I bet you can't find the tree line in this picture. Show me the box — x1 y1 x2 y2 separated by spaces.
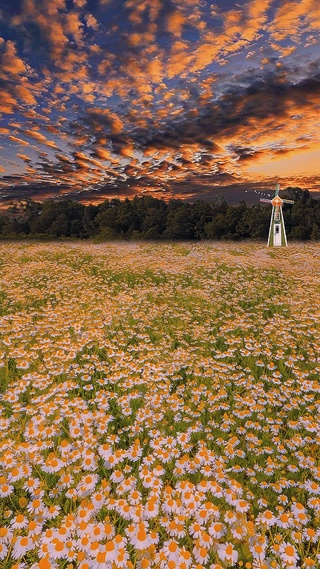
0 187 319 241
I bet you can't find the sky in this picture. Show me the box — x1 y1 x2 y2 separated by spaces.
0 0 319 205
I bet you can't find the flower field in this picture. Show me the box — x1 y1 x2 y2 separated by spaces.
0 241 319 569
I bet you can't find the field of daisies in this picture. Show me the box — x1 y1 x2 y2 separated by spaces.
0 241 319 569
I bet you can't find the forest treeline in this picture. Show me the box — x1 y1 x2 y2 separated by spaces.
0 187 319 241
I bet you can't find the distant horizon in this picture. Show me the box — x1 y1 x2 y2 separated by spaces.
1 184 319 211
1 0 319 203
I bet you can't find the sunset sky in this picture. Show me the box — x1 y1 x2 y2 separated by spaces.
0 0 319 204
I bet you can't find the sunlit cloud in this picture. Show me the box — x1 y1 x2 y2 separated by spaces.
0 0 319 202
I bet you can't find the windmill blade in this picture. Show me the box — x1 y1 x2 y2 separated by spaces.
260 198 271 203
282 199 295 204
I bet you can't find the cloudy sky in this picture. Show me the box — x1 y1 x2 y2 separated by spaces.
0 0 319 204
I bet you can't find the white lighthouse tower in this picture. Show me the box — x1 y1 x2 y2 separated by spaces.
260 184 294 247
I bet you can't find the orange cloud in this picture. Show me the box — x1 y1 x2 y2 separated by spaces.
167 11 186 38
17 153 32 161
118 143 135 159
0 40 27 76
94 147 117 163
85 13 99 30
64 11 84 44
1 0 319 202
269 0 320 41
15 85 37 106
0 91 18 115
8 136 30 146
22 129 58 149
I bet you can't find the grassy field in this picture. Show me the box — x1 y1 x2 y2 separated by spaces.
0 241 319 569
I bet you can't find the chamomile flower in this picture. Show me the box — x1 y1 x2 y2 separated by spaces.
11 514 28 529
27 519 43 537
303 527 320 543
235 499 250 513
217 542 238 564
12 536 35 559
277 511 294 529
46 505 61 519
279 542 299 567
305 480 320 494
0 542 8 560
209 522 226 539
0 481 14 497
162 540 182 562
193 545 210 564
129 524 154 550
189 522 203 538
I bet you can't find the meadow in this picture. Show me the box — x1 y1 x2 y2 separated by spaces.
0 241 319 569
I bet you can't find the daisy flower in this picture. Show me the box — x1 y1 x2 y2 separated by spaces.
189 522 203 539
162 497 181 515
250 535 267 562
166 519 186 539
103 522 115 539
90 541 118 568
12 536 35 559
77 474 99 496
197 531 212 549
0 543 8 560
82 450 97 471
77 561 92 569
27 519 43 537
110 469 124 484
217 542 238 564
88 522 105 541
113 545 130 568
144 497 159 520
279 542 299 567
91 492 105 510
305 480 320 494
303 527 320 543
235 499 250 513
161 540 183 563
65 488 77 499
46 539 68 560
128 489 142 505
58 473 74 488
77 535 91 552
257 510 276 528
209 522 226 539
294 511 309 526
0 525 14 545
42 456 64 473
128 524 154 550
0 481 14 497
98 443 113 461
230 524 247 539
46 505 61 520
58 440 73 456
76 506 94 524
193 545 209 565
8 466 24 482
277 512 294 529
27 498 45 515
224 509 237 525
209 482 223 497
11 514 28 530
